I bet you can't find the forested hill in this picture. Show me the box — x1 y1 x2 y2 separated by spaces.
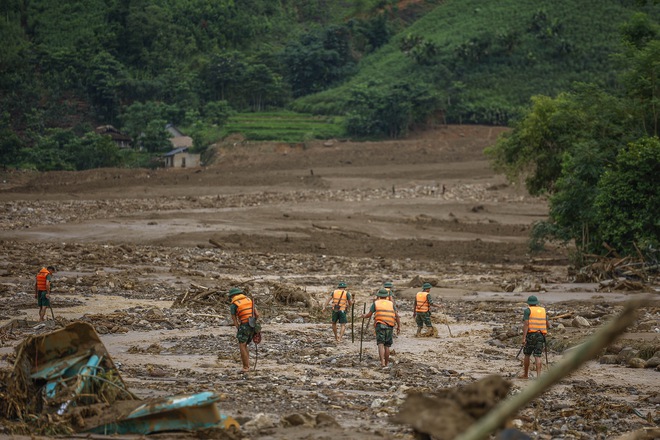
1 0 659 170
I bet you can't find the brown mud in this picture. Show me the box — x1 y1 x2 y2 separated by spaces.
0 125 658 439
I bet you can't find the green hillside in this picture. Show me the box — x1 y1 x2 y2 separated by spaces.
1 0 658 170
294 0 660 125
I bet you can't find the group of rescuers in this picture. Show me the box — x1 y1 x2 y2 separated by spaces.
36 267 549 376
227 279 549 376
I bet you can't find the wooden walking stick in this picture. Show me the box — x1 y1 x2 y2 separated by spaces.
48 288 55 320
351 300 356 343
359 303 366 362
443 317 453 337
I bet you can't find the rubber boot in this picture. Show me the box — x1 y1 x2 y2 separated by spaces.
416 327 422 337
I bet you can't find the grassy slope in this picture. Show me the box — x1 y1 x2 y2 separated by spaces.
292 0 660 122
222 112 345 142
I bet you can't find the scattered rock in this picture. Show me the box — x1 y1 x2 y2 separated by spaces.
644 356 660 368
599 355 619 365
572 316 591 328
243 413 280 432
627 358 646 368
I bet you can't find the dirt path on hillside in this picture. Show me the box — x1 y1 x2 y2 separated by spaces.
0 125 658 440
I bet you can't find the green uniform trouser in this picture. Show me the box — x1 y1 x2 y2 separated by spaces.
37 291 50 307
376 323 394 347
523 332 545 357
331 309 348 324
236 322 255 344
416 311 432 328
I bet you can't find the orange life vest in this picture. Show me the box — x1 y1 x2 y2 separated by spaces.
528 306 547 334
332 289 348 311
36 267 51 291
415 291 430 313
231 294 254 324
374 299 396 327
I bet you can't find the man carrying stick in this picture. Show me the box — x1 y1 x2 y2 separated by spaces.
227 287 260 372
361 289 401 368
323 281 353 343
414 282 441 337
520 295 550 379
35 266 56 321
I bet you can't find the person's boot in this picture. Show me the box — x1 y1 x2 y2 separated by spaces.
415 327 422 337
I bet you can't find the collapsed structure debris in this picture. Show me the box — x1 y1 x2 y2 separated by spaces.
0 322 239 436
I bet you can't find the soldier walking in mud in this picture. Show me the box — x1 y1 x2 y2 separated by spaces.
372 281 397 337
361 289 401 367
35 266 56 321
376 281 397 306
323 281 353 342
228 287 260 372
520 295 549 379
414 282 442 336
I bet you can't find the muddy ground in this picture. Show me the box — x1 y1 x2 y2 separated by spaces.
0 125 658 439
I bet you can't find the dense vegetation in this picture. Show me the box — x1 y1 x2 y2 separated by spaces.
3 0 660 170
295 0 660 127
1 0 658 259
1 0 410 170
486 13 660 261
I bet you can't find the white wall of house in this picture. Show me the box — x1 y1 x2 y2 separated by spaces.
166 152 201 168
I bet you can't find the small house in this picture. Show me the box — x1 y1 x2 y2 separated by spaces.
166 124 193 150
163 147 201 168
95 125 132 149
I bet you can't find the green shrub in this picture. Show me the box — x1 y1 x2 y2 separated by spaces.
594 137 660 257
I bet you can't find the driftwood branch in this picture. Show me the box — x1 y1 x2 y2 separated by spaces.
549 313 572 320
209 239 223 249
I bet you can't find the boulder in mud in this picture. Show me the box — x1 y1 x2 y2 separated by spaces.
393 375 511 438
644 356 660 368
572 316 590 328
627 357 646 368
599 355 619 365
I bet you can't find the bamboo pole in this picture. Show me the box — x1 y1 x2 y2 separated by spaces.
359 303 366 362
454 296 648 440
351 300 355 343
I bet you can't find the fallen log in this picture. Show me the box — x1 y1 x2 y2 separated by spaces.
550 313 572 320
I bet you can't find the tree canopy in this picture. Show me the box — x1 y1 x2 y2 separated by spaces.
486 15 660 259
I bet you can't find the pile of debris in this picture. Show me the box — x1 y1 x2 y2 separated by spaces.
0 322 239 437
171 282 229 311
576 246 659 288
